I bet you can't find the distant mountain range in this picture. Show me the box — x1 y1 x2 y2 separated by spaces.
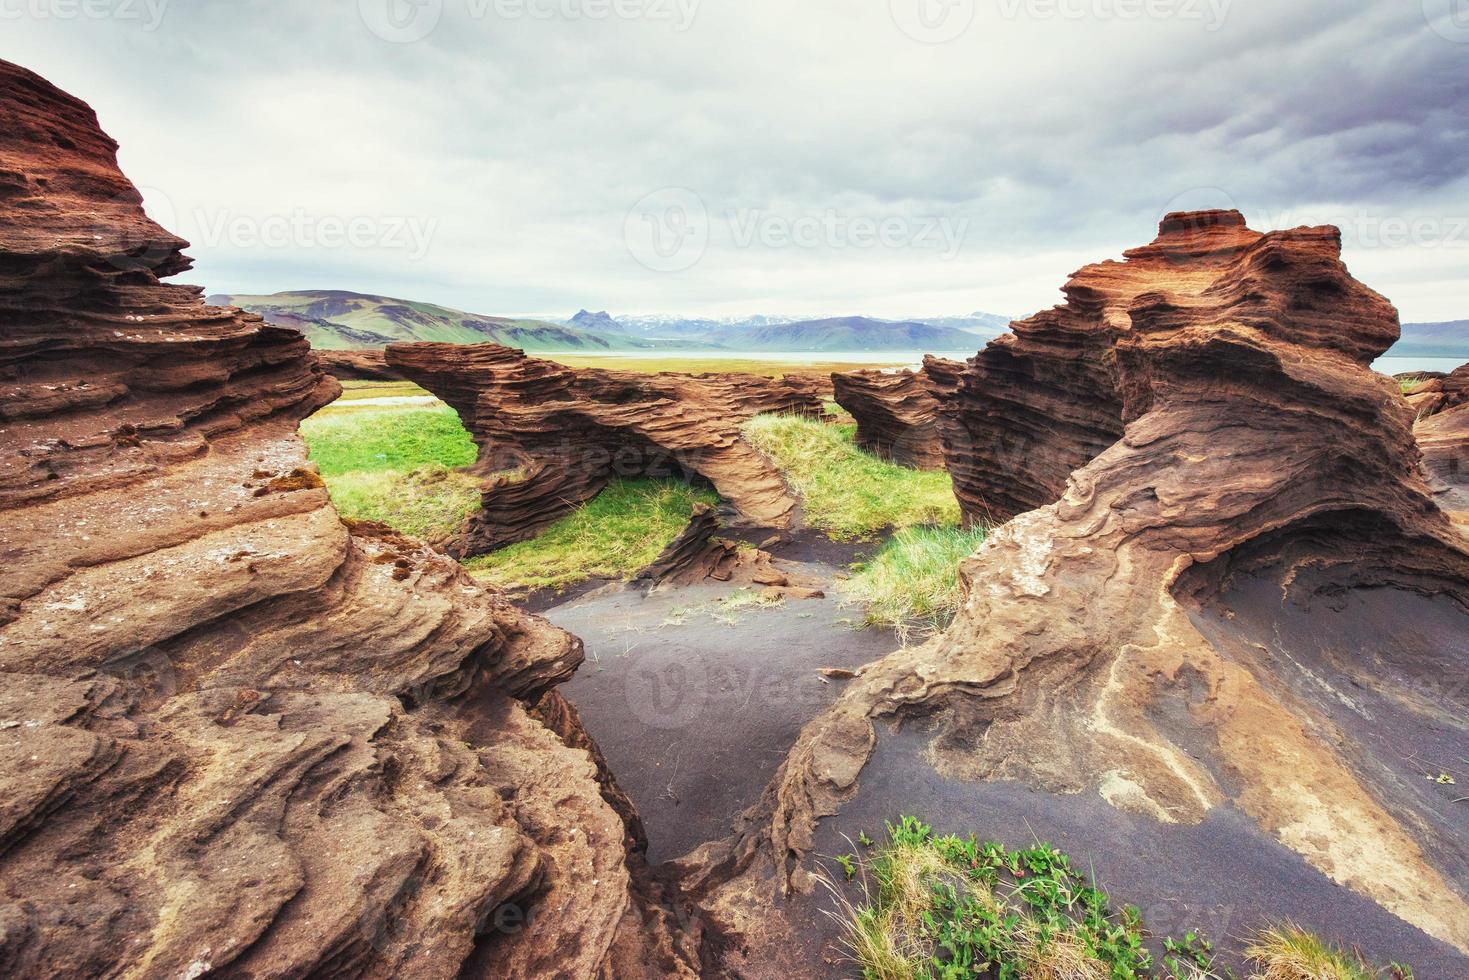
1392 321 1469 360
559 310 1008 351
209 291 656 352
213 290 1013 353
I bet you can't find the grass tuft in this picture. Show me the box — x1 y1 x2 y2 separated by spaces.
319 465 483 542
840 526 989 641
462 479 718 592
741 415 961 540
1245 924 1413 980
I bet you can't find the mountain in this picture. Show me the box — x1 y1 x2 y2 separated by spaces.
731 316 981 352
581 312 1008 350
209 290 655 352
1392 321 1469 359
569 309 629 334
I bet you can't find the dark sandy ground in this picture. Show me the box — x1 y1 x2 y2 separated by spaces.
543 553 900 865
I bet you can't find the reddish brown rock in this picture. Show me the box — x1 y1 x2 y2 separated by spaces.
831 364 954 470
316 347 406 382
386 342 824 555
0 59 693 979
684 212 1469 971
1401 364 1469 419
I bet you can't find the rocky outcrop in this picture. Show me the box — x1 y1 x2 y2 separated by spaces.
940 216 1270 523
387 343 824 555
1401 364 1469 419
685 212 1469 970
0 59 693 979
831 365 952 470
317 348 406 382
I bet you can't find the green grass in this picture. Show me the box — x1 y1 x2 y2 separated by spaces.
301 405 482 542
321 465 483 541
1245 924 1414 980
741 415 961 540
840 526 989 640
834 816 1225 980
335 380 432 401
301 405 477 477
462 479 718 592
834 818 1414 980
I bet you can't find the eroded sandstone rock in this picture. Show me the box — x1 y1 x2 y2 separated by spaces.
685 211 1469 970
0 59 693 979
830 364 954 470
316 348 406 382
386 342 824 555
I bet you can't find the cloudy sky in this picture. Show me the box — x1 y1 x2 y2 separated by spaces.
6 0 1467 321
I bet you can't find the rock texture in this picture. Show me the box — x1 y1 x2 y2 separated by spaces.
316 348 406 382
1402 364 1469 419
0 59 694 979
684 211 1469 970
830 364 954 470
386 342 824 555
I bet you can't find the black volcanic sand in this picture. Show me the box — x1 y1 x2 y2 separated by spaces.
543 554 899 865
773 726 1469 978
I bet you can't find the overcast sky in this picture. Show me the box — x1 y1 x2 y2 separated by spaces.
6 0 1467 321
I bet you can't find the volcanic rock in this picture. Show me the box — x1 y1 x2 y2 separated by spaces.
0 59 693 979
316 347 406 382
684 212 1469 973
830 365 951 470
386 342 824 555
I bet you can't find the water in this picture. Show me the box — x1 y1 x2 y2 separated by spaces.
1373 356 1465 376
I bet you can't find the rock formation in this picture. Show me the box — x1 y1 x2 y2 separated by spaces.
830 362 958 470
316 348 406 382
1402 364 1469 419
683 212 1469 973
386 342 824 555
0 59 694 979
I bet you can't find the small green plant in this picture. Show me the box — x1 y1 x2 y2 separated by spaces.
829 818 1411 980
836 854 858 880
859 830 876 848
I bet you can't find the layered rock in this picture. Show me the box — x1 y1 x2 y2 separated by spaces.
316 348 406 382
831 363 957 470
387 342 824 555
0 59 693 979
1401 364 1469 419
684 212 1469 970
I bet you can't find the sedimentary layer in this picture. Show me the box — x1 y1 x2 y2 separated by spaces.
830 364 955 470
684 211 1469 970
0 59 693 979
387 342 824 555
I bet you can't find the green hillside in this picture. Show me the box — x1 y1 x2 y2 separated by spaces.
209 290 655 352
